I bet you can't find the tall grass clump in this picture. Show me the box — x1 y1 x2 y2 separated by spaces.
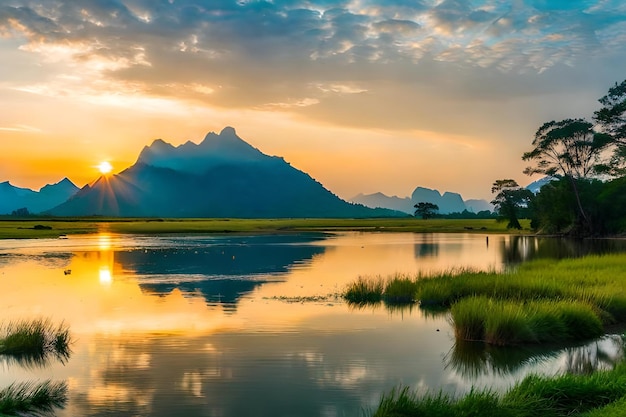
0 319 71 365
450 297 488 342
343 277 384 304
0 380 68 416
343 275 420 305
451 297 604 346
383 275 419 304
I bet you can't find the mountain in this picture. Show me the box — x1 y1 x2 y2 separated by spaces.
49 127 402 218
526 176 556 194
351 186 493 215
137 127 266 173
350 192 413 213
465 199 494 213
0 178 79 215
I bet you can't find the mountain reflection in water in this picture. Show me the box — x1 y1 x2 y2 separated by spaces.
116 234 327 306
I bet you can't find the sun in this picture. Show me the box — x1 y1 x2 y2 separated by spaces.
98 161 113 175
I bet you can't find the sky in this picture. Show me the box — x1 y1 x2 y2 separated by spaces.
1 0 626 201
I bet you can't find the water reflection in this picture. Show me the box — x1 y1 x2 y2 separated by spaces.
414 234 440 258
445 334 626 380
499 236 626 264
117 234 326 306
1 232 626 416
0 342 71 371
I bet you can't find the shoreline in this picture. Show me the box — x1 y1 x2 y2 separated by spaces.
0 218 534 239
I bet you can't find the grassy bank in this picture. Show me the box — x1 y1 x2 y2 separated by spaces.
343 254 626 346
372 359 626 416
0 217 531 239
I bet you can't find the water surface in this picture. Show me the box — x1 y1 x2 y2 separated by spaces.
1 232 625 416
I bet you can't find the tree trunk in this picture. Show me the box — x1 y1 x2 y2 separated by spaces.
567 174 591 235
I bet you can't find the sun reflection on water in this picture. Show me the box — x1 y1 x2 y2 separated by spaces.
98 267 112 286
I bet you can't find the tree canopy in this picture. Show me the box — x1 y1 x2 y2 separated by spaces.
515 79 626 236
522 119 611 179
414 202 439 219
594 80 626 175
490 180 533 230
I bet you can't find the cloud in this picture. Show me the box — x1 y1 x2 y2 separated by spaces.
1 0 626 134
0 124 42 133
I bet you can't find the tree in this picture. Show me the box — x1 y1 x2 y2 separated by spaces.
11 207 30 217
522 118 611 232
490 179 533 230
594 79 626 175
414 202 439 219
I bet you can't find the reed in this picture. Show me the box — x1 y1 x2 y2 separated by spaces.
345 253 626 344
0 380 68 416
0 319 71 364
372 386 506 417
383 275 419 304
372 360 626 417
343 276 384 304
451 297 603 346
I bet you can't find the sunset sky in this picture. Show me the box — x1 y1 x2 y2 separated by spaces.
1 0 626 201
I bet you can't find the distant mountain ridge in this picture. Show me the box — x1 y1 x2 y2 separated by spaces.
50 127 403 218
137 127 267 174
0 178 79 215
350 187 493 215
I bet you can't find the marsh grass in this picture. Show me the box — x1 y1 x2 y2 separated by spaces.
345 253 626 345
372 360 626 417
343 277 384 304
451 297 603 346
343 274 421 306
383 275 419 304
0 319 71 367
372 386 505 417
0 380 68 416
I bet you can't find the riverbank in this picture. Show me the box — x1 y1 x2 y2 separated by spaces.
0 218 532 239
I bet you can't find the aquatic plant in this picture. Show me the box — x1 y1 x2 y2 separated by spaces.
345 253 626 345
343 276 384 304
0 380 68 416
451 297 603 346
372 386 504 417
372 360 626 417
383 275 418 304
0 319 71 367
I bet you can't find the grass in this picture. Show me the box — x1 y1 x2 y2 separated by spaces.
371 359 626 417
343 254 626 345
0 319 71 367
0 217 531 239
343 274 421 305
343 277 385 304
451 297 603 346
0 320 71 415
0 380 68 416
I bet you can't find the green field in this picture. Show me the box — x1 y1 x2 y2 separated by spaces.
0 217 531 239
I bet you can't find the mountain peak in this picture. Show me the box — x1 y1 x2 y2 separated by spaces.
137 127 269 174
220 126 236 136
